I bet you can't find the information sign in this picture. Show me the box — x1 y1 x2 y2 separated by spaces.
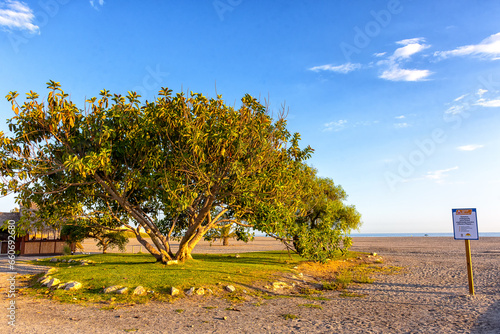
452 208 478 240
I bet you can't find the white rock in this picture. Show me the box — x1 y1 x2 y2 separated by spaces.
40 276 52 284
185 287 195 296
116 287 128 294
133 286 146 295
104 285 122 294
170 287 180 296
46 278 61 288
166 260 178 266
225 285 236 293
64 282 82 291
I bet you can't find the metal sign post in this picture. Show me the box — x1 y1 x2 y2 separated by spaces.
452 208 478 296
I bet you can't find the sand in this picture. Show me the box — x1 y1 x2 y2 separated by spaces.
1 236 499 333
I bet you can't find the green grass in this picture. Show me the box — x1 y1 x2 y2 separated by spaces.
24 251 304 304
22 250 387 306
281 313 299 320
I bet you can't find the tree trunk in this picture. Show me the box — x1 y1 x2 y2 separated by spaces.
223 237 229 246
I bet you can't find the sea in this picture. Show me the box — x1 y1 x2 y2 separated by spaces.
350 232 500 237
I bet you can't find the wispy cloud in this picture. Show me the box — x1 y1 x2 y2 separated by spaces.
323 120 347 132
395 115 405 119
457 145 484 151
475 98 500 107
394 122 410 128
309 62 361 74
90 0 105 10
446 87 500 115
380 66 432 82
435 32 500 60
424 166 458 184
454 94 468 102
0 0 39 34
378 38 433 82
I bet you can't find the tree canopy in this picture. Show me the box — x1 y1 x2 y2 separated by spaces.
0 81 360 263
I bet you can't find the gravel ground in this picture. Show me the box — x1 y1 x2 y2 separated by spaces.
1 237 499 333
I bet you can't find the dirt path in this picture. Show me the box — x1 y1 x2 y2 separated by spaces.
1 237 499 333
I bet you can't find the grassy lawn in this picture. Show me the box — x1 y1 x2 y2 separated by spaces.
21 250 388 306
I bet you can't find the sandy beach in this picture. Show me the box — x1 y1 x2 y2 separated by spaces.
1 236 499 333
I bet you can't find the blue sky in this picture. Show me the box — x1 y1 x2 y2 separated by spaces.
1 0 499 233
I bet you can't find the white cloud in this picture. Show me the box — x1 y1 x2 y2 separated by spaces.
393 42 430 60
435 32 500 60
395 115 405 119
393 122 409 128
90 0 105 10
380 65 432 82
477 89 488 97
457 145 484 151
475 98 500 107
309 62 361 74
323 120 347 132
396 37 426 45
445 104 465 115
424 166 458 184
454 94 468 102
0 0 39 33
374 52 386 57
378 38 432 82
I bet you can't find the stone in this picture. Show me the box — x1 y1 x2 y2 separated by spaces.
235 254 240 258
133 286 146 296
64 282 82 291
371 252 377 256
195 288 205 295
50 258 58 262
61 259 67 263
46 278 61 288
225 285 236 293
40 276 52 284
166 260 178 266
116 287 128 294
185 287 195 296
104 285 122 294
170 287 180 296
68 259 74 263
81 262 89 266
206 288 213 294
57 283 67 289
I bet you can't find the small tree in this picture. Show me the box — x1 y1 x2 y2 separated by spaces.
204 223 254 246
61 223 129 254
266 166 362 262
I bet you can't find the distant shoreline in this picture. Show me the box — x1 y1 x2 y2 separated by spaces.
350 232 500 237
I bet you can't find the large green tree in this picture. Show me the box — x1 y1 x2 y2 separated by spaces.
0 81 312 262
